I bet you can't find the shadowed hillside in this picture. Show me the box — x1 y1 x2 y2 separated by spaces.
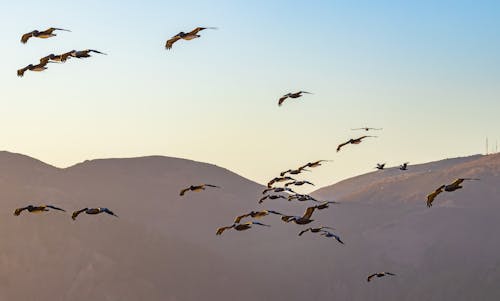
1 151 500 300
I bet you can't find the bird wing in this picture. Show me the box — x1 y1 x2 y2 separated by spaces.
188 27 206 35
71 208 87 220
280 170 291 177
17 65 30 77
46 205 66 212
50 27 71 32
203 184 220 188
88 49 107 55
451 178 465 186
179 187 191 196
278 95 289 106
284 181 295 187
102 208 118 217
298 228 311 236
336 140 350 152
302 206 316 219
13 206 29 216
216 225 233 235
39 55 53 64
165 35 181 49
367 274 377 282
385 272 396 276
258 195 268 203
234 213 252 223
21 31 35 44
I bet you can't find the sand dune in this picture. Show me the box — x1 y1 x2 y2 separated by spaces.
1 151 499 300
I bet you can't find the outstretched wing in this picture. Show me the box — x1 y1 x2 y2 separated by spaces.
13 206 28 216
203 184 220 188
71 208 87 220
46 205 66 212
302 206 316 219
258 195 269 204
278 95 289 106
102 208 118 217
298 228 311 236
216 225 233 235
165 35 181 49
234 213 252 223
179 187 190 196
17 65 30 77
336 140 350 152
189 26 217 35
21 31 35 44
367 274 377 282
88 49 107 55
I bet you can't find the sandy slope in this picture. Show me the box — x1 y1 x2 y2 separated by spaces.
0 151 499 300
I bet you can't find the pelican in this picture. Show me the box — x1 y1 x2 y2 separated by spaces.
258 194 287 204
444 178 480 192
376 163 386 170
300 160 332 169
284 180 314 187
216 221 269 235
426 184 446 207
165 27 217 50
319 230 345 244
399 162 409 170
281 204 330 225
21 27 70 44
278 91 312 106
287 193 318 202
262 187 296 195
367 272 396 282
69 49 107 58
71 207 118 220
233 210 283 223
17 60 52 77
336 136 376 152
179 184 220 196
40 51 74 63
280 167 309 177
351 127 382 132
267 176 295 188
14 204 65 216
298 226 335 236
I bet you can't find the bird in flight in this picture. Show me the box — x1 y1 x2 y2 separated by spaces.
17 60 52 77
426 184 446 207
69 49 107 59
375 163 386 170
284 180 315 187
71 207 118 220
298 226 335 236
216 221 269 235
267 176 295 188
336 136 376 152
14 205 65 216
367 272 396 282
39 51 74 63
21 27 70 44
165 27 217 50
351 127 382 132
258 194 287 204
179 184 220 196
262 187 296 195
399 162 409 170
278 91 312 106
233 210 283 223
281 203 331 225
280 167 310 177
319 230 345 244
287 193 321 202
444 178 479 192
299 160 332 169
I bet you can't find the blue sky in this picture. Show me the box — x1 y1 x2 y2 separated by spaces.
1 0 499 189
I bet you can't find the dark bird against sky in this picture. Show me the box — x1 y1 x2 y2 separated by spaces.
21 27 70 44
336 136 376 152
278 91 312 106
165 27 217 50
179 184 220 196
14 205 65 216
71 207 118 220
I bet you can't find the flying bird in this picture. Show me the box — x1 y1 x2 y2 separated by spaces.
180 184 220 196
376 163 386 170
14 205 65 216
21 27 70 44
298 226 335 236
444 178 480 192
281 204 331 225
426 185 446 207
267 176 295 188
367 272 396 282
351 127 382 131
262 187 296 195
17 61 52 77
39 51 74 63
300 160 332 169
280 167 309 177
399 162 409 170
319 230 345 244
336 136 376 152
216 221 269 235
71 207 118 220
233 210 283 223
165 27 217 50
258 194 287 204
284 180 314 187
69 49 107 58
278 91 312 106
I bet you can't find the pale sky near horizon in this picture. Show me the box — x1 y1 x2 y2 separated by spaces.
0 0 499 189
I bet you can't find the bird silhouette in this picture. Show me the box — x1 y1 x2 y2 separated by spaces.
258 194 287 204
165 27 217 49
233 210 283 223
267 176 295 188
216 221 269 235
278 91 312 106
426 184 446 207
262 187 296 195
71 207 118 220
280 167 310 177
399 162 409 170
17 60 53 77
444 178 480 192
367 272 396 282
298 226 335 236
69 49 107 58
281 203 331 225
336 136 376 152
299 160 332 169
14 205 65 216
351 127 382 131
21 27 70 44
284 180 314 187
179 184 220 196
376 163 386 170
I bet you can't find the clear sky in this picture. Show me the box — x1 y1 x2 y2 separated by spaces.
1 0 499 189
